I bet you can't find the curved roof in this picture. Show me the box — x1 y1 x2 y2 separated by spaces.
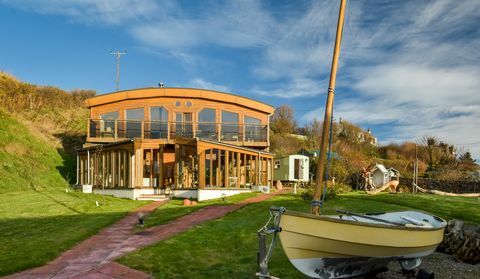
85 87 275 114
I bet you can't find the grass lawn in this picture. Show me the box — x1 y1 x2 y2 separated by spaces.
143 192 259 228
119 192 479 278
0 109 148 276
0 189 147 276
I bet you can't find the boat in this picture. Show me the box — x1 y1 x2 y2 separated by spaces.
277 209 446 278
256 0 447 278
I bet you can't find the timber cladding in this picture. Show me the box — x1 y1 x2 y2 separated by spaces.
86 87 274 123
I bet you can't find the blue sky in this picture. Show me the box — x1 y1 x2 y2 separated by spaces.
1 0 479 159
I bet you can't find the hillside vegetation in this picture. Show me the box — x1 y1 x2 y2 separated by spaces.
0 71 93 185
0 72 146 276
0 111 68 193
270 105 479 189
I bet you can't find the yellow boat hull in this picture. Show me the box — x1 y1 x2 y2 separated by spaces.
278 210 446 278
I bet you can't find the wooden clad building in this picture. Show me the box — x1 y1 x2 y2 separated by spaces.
76 88 275 201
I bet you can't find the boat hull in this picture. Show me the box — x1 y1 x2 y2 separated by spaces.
278 210 446 278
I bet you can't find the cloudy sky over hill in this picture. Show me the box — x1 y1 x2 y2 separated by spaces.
1 0 479 158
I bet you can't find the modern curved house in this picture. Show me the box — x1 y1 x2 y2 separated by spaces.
76 87 275 201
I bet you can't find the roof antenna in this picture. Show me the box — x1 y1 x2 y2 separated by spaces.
110 50 127 91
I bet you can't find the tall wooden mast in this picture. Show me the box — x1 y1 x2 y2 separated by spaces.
311 0 347 215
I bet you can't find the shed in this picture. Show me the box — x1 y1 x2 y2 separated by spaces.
369 164 400 188
370 164 389 188
273 155 309 183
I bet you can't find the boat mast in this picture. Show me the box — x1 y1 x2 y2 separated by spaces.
311 0 347 215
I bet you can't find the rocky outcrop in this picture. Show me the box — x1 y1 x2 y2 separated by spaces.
438 219 480 264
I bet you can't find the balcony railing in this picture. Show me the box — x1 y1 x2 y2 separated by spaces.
88 119 268 144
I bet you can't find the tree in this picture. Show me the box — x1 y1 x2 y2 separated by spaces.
458 152 478 171
270 105 296 135
305 118 322 149
421 136 457 171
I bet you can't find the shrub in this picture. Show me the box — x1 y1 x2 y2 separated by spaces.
300 182 352 202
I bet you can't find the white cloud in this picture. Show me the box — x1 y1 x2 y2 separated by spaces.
1 0 162 25
188 78 230 93
252 77 326 99
130 2 275 49
3 0 479 157
302 0 480 158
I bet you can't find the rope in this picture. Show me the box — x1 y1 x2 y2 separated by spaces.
321 95 335 207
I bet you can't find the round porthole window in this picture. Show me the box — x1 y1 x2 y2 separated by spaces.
185 101 192 107
174 101 181 107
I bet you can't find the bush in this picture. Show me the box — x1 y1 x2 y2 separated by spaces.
300 182 352 202
300 187 314 202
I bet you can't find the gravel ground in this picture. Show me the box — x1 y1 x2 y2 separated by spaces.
369 252 479 279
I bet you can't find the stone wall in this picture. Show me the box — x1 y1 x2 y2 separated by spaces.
400 177 480 193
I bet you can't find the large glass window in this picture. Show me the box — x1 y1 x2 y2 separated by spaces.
221 110 239 141
150 107 168 139
126 108 144 138
101 111 119 120
197 108 216 140
98 111 119 137
175 112 192 137
244 116 263 142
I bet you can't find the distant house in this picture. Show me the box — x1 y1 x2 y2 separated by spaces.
76 87 275 201
337 118 378 146
358 128 378 146
273 155 309 183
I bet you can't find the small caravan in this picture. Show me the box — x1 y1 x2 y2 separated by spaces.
273 155 309 183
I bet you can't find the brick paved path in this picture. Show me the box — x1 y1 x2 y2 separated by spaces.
7 192 279 279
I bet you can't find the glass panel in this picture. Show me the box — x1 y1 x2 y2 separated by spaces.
153 149 159 187
197 109 216 140
175 112 192 137
143 150 152 187
244 116 261 124
106 151 112 187
150 107 168 139
228 152 237 188
222 111 238 123
126 108 144 138
245 116 263 142
198 108 216 122
126 108 144 120
221 111 239 141
219 150 225 187
100 111 119 120
151 107 168 121
99 111 119 138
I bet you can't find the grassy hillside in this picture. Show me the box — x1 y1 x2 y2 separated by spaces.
0 74 149 276
0 110 67 192
0 110 149 276
0 71 92 181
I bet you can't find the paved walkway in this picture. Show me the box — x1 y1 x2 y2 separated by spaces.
7 192 279 279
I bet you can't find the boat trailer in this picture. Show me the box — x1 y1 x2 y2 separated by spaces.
256 207 283 279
